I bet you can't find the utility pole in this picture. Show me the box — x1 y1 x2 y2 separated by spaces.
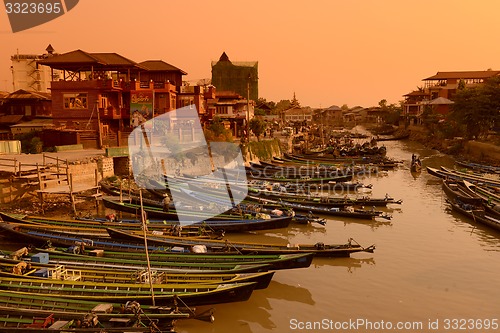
246 74 251 143
96 100 103 149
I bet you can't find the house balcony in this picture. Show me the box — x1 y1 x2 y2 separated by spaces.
51 79 177 93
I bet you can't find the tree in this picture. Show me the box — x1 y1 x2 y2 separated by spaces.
204 117 233 142
249 118 267 141
273 100 292 114
451 76 500 139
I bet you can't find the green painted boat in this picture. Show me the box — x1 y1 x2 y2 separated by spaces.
0 277 258 306
106 227 375 258
0 290 202 331
0 259 275 289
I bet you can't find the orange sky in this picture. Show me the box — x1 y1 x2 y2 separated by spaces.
1 0 500 108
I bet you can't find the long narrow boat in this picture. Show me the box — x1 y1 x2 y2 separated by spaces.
101 198 293 230
0 259 275 289
441 179 484 205
181 188 391 220
446 198 500 232
0 210 292 234
0 292 193 331
0 242 313 272
0 289 196 319
462 180 500 204
246 171 353 184
455 160 500 174
430 166 500 188
0 249 273 275
0 219 223 240
245 187 401 207
0 309 168 332
0 277 258 306
106 227 375 257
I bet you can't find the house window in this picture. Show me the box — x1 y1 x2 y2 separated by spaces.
100 94 108 109
217 106 228 114
64 93 88 109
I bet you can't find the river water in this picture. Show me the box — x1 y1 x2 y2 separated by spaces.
176 138 500 333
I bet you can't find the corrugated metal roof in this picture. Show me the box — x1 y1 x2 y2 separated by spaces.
0 115 23 124
4 89 51 100
10 119 54 127
423 71 500 80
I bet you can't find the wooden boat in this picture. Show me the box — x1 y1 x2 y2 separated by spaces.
441 179 484 205
0 241 314 271
410 156 422 173
0 259 275 289
0 308 169 332
0 291 199 331
180 188 391 221
2 210 292 234
0 224 282 274
322 181 373 191
106 227 375 258
246 187 401 207
0 276 258 306
250 196 391 220
455 160 500 174
446 198 500 232
0 216 223 240
101 197 291 228
462 180 500 204
246 172 353 184
437 166 500 188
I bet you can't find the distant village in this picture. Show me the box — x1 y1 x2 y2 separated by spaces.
0 44 499 153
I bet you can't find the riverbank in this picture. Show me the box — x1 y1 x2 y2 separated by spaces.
400 125 500 166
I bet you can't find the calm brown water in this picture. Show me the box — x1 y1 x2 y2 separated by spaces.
2 139 499 333
176 139 500 333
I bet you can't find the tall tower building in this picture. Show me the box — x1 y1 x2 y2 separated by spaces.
211 52 258 102
10 44 59 93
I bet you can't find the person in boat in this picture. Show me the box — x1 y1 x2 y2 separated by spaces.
9 247 29 260
163 195 171 212
12 261 31 275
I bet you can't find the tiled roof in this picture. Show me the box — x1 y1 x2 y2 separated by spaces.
211 61 258 67
139 60 187 74
325 105 341 111
404 90 429 96
423 71 500 80
38 49 144 70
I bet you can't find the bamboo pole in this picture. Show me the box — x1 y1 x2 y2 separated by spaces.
140 189 155 306
69 173 76 216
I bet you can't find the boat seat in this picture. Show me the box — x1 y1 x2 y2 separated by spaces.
49 320 72 329
25 314 54 328
92 303 114 313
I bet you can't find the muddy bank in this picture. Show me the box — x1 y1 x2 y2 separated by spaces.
406 126 500 166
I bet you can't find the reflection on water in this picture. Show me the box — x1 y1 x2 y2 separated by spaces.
6 131 500 333
312 257 376 273
445 205 500 251
264 280 315 305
